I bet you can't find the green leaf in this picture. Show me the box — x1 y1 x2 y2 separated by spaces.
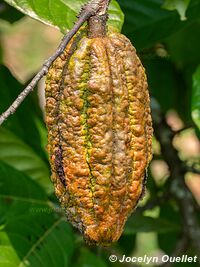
3 0 124 32
166 20 200 66
124 213 180 235
192 66 200 130
0 127 52 193
163 0 191 21
145 57 192 122
0 161 48 223
145 57 178 112
74 248 107 267
118 0 200 50
0 65 46 161
117 234 136 255
158 203 181 254
0 161 75 267
0 161 47 201
0 217 74 267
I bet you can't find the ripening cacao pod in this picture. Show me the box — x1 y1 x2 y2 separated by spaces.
45 15 153 245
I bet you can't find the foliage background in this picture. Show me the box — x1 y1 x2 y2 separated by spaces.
0 0 200 266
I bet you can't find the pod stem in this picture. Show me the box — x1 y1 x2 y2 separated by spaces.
88 14 108 38
88 0 110 38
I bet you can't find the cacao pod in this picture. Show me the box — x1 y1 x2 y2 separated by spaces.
45 18 153 245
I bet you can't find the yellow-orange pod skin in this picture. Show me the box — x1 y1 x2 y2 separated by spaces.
45 27 153 246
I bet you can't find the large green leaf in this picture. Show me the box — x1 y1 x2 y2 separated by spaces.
0 161 48 224
145 57 192 122
166 20 200 66
124 213 180 235
192 65 200 130
158 203 181 254
116 234 136 255
0 161 75 267
145 57 178 112
0 65 46 161
0 127 52 193
3 0 124 32
73 248 107 267
118 0 200 50
0 217 74 267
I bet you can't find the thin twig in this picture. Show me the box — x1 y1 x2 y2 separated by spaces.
173 123 194 136
138 192 171 213
186 166 200 175
0 0 110 126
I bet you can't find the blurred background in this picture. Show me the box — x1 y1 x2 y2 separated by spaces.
0 0 200 266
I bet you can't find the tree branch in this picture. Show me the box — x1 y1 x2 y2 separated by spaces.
138 192 171 212
152 99 200 261
172 124 194 136
0 0 110 126
186 166 200 175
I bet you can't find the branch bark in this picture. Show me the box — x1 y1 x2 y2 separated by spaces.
152 99 200 261
0 0 110 126
186 166 200 175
